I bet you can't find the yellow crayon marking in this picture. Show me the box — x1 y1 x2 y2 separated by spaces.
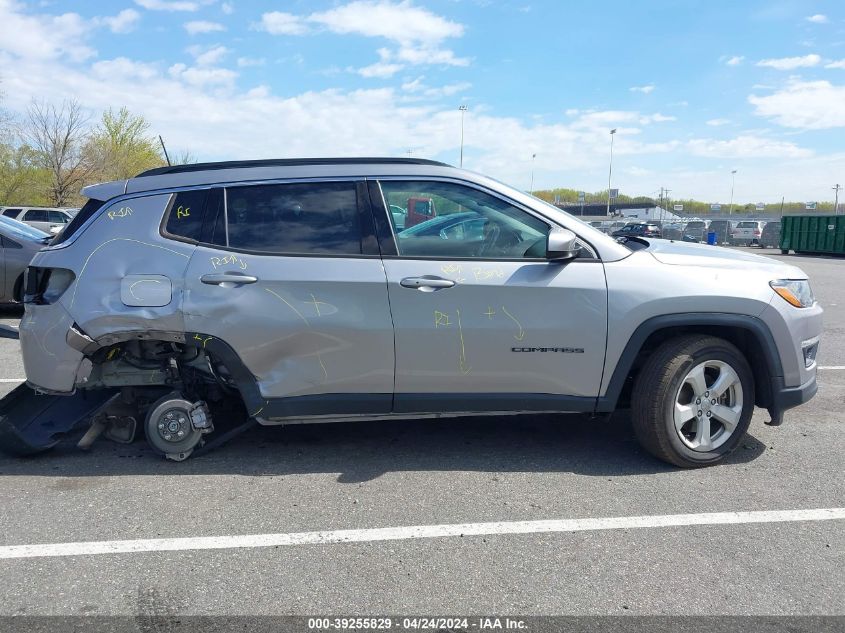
107 206 133 220
434 310 451 327
106 347 118 361
473 267 505 281
484 306 496 319
264 288 310 326
457 308 470 374
193 334 213 348
175 205 190 219
441 264 462 275
308 293 332 317
210 254 248 270
317 354 328 382
251 403 267 418
501 306 525 341
128 278 162 301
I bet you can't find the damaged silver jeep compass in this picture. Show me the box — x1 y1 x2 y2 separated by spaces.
0 158 822 466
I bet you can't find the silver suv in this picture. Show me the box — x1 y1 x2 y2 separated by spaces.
1 158 821 467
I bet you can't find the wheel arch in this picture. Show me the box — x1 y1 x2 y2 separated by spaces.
597 313 783 413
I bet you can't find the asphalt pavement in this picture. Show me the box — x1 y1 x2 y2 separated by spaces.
0 248 842 617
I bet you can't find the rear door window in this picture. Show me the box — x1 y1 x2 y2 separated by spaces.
2 208 21 218
47 210 68 223
214 181 363 255
24 209 48 222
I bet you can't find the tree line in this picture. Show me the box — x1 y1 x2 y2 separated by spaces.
0 96 192 208
532 187 839 216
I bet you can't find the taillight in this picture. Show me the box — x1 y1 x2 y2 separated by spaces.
753 230 761 235
24 267 75 305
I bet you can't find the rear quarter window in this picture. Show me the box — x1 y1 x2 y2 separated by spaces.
163 189 208 242
50 199 105 245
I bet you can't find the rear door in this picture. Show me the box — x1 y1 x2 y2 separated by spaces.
181 180 394 419
372 178 608 413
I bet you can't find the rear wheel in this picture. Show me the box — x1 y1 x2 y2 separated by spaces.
631 335 754 467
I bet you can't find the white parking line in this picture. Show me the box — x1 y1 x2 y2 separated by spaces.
0 508 842 560
818 366 845 370
0 379 23 383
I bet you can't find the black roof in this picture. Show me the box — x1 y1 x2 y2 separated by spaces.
136 157 452 178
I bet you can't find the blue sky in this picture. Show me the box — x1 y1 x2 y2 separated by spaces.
1 0 844 202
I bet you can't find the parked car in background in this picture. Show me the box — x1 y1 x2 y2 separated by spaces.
683 220 709 243
733 220 767 246
759 221 781 249
612 222 662 239
661 223 684 241
0 216 51 303
707 220 735 245
1 207 76 235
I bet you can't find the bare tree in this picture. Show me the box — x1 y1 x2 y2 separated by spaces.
23 99 94 206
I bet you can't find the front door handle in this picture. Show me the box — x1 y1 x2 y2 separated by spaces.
200 273 259 286
400 276 456 291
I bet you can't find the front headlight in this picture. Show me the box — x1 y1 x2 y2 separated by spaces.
770 279 815 308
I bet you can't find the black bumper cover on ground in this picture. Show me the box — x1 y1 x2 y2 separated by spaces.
0 384 118 456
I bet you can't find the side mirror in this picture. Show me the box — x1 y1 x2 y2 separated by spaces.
546 227 579 261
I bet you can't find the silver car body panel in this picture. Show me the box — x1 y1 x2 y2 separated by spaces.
183 243 395 401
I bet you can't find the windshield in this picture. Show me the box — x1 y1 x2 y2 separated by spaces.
0 216 50 241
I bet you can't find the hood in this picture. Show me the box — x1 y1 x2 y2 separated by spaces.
644 239 808 278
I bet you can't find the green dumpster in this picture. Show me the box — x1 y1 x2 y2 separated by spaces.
781 215 845 255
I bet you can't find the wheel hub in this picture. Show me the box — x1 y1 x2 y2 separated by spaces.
673 360 743 452
156 409 191 442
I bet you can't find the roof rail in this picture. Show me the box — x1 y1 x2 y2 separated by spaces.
135 157 452 178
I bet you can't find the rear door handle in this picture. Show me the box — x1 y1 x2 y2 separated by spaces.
200 273 259 286
400 276 456 291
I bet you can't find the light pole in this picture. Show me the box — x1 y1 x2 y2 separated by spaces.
458 105 468 168
529 153 536 194
728 169 737 216
834 184 841 215
606 128 617 216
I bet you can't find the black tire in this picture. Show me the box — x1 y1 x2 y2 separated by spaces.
630 335 755 468
780 249 788 255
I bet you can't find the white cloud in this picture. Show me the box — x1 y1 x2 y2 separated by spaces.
826 59 845 69
706 118 731 126
237 56 266 67
688 135 812 158
134 0 201 11
257 12 309 35
805 14 828 24
357 61 403 78
184 20 225 35
725 55 744 66
98 8 141 33
168 62 237 87
630 84 655 94
257 1 468 73
221 2 234 14
0 1 95 63
756 54 821 70
308 1 464 44
188 45 229 66
749 79 845 129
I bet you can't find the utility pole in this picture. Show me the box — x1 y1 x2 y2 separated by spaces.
663 188 671 229
834 184 842 215
606 129 617 216
729 169 737 216
458 105 468 168
529 153 537 194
